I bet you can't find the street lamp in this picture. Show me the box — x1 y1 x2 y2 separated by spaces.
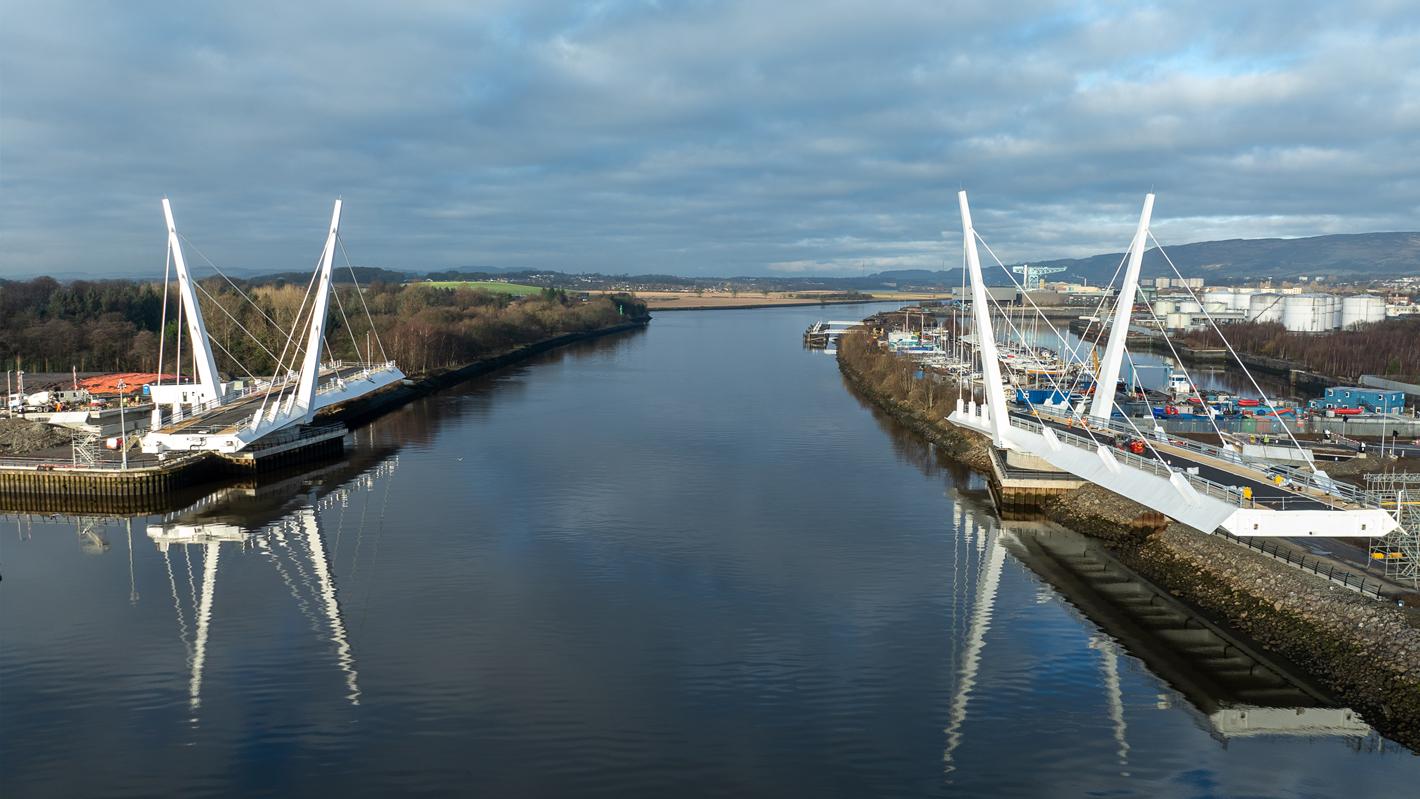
117 379 127 470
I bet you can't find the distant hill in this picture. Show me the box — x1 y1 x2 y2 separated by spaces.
11 231 1417 288
851 232 1420 290
246 266 410 286
1026 231 1420 285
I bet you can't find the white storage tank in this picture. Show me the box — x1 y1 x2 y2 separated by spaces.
1248 293 1284 323
1153 299 1177 316
1203 290 1251 312
1282 293 1339 333
1178 300 1202 314
1165 312 1193 330
1203 290 1234 310
1340 295 1386 328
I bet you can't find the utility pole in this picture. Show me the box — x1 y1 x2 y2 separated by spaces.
117 379 128 470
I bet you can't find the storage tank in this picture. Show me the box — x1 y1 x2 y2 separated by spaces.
1178 300 1202 314
1165 312 1193 330
1153 299 1176 316
1203 290 1233 310
1248 293 1283 323
1340 295 1386 328
1204 290 1252 313
1282 293 1339 332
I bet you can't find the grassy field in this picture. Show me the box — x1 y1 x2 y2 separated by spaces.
413 280 544 295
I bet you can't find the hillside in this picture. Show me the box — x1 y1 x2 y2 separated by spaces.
1026 231 1420 285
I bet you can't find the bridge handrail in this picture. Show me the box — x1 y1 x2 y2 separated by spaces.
1008 414 1286 509
155 379 281 429
313 362 399 396
154 361 399 429
1035 412 1378 509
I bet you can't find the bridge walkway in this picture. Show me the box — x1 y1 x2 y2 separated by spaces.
156 364 372 436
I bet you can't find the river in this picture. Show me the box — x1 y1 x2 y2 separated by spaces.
1 303 1416 797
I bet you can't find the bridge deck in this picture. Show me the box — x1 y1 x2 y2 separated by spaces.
156 365 370 436
1031 413 1332 511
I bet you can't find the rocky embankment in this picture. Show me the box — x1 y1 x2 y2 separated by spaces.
0 418 71 456
837 350 1420 750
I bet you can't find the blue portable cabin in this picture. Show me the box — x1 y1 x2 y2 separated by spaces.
1014 387 1077 406
1307 386 1406 412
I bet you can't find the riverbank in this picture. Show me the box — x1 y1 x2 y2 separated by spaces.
0 318 650 511
600 290 954 311
835 337 1420 750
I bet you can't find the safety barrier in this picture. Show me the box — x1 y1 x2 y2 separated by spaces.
1226 534 1386 600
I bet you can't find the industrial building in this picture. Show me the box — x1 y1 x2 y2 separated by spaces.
1307 386 1407 413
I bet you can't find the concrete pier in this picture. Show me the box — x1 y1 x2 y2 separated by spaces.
984 445 1087 513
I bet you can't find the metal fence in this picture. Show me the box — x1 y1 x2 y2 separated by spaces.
1225 534 1386 600
0 451 205 472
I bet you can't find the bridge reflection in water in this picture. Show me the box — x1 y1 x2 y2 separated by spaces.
145 452 399 719
941 493 1373 779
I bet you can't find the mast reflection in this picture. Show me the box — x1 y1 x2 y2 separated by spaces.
146 454 398 718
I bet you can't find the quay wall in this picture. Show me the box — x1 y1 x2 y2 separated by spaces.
836 343 1420 750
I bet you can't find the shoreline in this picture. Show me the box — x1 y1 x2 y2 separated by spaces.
0 318 651 512
625 294 953 312
835 348 1420 750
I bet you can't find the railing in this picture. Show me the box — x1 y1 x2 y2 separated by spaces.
1006 413 1282 509
1031 410 1379 509
154 361 399 430
243 422 348 452
314 361 399 397
0 451 205 472
1225 534 1386 600
155 379 280 428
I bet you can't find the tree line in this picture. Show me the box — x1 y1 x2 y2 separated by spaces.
0 276 645 378
1179 318 1420 380
836 329 961 420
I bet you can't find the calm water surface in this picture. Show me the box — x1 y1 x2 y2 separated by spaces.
2 303 1416 797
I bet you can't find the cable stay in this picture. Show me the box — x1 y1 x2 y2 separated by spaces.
141 199 405 456
942 190 1398 538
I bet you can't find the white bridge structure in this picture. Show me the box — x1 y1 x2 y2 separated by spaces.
945 191 1398 539
142 199 404 455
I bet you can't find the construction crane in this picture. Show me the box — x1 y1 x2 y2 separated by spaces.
1012 263 1067 289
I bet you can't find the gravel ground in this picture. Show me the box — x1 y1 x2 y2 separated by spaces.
0 417 72 455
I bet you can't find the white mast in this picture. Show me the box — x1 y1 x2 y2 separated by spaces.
290 199 342 422
1089 194 1154 422
959 191 1011 448
163 199 222 405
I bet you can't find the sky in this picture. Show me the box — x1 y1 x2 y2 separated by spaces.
2 0 1418 278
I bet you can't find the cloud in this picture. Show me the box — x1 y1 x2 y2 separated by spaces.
2 0 1417 278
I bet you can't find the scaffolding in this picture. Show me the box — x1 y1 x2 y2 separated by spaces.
71 432 100 468
1366 473 1420 588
